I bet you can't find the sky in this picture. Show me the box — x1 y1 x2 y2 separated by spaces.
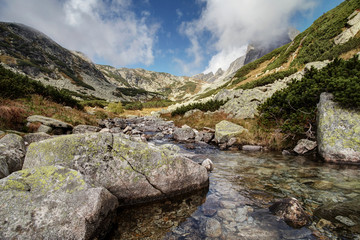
0 0 344 76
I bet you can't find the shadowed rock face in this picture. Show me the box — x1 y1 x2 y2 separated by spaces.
23 132 209 205
317 93 360 163
0 165 118 240
0 134 25 179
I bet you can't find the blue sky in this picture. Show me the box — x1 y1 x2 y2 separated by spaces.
0 0 344 76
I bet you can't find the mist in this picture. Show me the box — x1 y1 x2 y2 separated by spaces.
180 0 317 74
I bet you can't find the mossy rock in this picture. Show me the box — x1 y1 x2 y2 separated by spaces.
0 165 118 239
24 132 209 205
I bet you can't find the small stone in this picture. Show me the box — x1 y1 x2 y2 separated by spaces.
242 145 262 151
123 126 132 133
293 139 317 155
227 137 238 147
200 218 222 238
201 159 214 172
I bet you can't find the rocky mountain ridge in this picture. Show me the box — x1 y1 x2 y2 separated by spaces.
96 65 204 101
0 22 203 102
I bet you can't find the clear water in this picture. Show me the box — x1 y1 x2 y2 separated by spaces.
109 143 360 240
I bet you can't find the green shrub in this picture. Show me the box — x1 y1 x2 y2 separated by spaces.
142 99 174 108
171 99 227 116
107 102 124 114
236 68 297 90
124 102 143 110
259 56 360 137
0 65 82 109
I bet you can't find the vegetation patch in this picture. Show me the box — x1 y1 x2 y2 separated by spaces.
0 65 82 109
236 68 297 90
171 99 227 116
259 56 360 139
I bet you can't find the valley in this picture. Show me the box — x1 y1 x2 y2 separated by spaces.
0 0 360 239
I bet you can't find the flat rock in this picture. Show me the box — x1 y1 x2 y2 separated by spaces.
27 115 73 135
242 145 262 151
317 93 360 163
0 165 118 239
0 134 26 179
23 132 209 205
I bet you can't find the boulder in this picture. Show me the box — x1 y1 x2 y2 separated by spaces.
293 139 317 155
173 127 196 142
27 115 73 135
0 134 26 179
317 93 360 163
23 132 209 205
0 165 118 239
269 197 310 228
23 132 52 146
215 120 247 144
73 125 101 134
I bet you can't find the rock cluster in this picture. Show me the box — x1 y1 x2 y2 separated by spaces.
0 115 210 239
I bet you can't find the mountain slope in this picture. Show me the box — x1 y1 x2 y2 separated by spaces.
0 22 125 101
97 65 204 101
193 0 360 100
0 22 183 102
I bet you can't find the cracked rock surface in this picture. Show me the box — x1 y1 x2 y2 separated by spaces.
23 132 209 205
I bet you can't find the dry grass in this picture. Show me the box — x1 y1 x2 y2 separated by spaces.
0 55 17 65
120 107 166 117
340 47 360 60
0 95 101 131
164 111 290 150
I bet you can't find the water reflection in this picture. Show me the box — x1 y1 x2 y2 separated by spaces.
109 145 360 239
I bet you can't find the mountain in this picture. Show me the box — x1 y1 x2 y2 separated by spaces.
193 0 360 100
0 22 202 102
193 28 300 85
0 22 125 101
96 65 204 101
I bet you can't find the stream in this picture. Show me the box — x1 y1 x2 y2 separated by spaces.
108 142 360 240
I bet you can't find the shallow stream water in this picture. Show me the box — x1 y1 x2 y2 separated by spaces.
109 142 360 240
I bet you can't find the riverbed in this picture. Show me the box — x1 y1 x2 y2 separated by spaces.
109 142 360 239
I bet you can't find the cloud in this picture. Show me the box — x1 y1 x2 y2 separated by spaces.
0 0 159 67
180 0 317 74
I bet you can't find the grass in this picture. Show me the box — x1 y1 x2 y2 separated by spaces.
0 95 105 131
163 111 289 150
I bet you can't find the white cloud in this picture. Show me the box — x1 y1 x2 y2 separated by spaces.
180 0 317 74
176 9 183 19
0 0 159 67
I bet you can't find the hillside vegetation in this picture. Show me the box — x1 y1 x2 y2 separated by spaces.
259 56 360 139
197 0 360 99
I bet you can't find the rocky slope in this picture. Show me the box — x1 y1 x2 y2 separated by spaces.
97 65 204 101
0 22 124 101
0 22 197 102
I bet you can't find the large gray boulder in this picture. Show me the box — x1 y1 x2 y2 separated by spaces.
27 115 73 135
0 134 26 179
317 93 360 163
23 132 209 205
215 120 247 144
0 165 118 239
